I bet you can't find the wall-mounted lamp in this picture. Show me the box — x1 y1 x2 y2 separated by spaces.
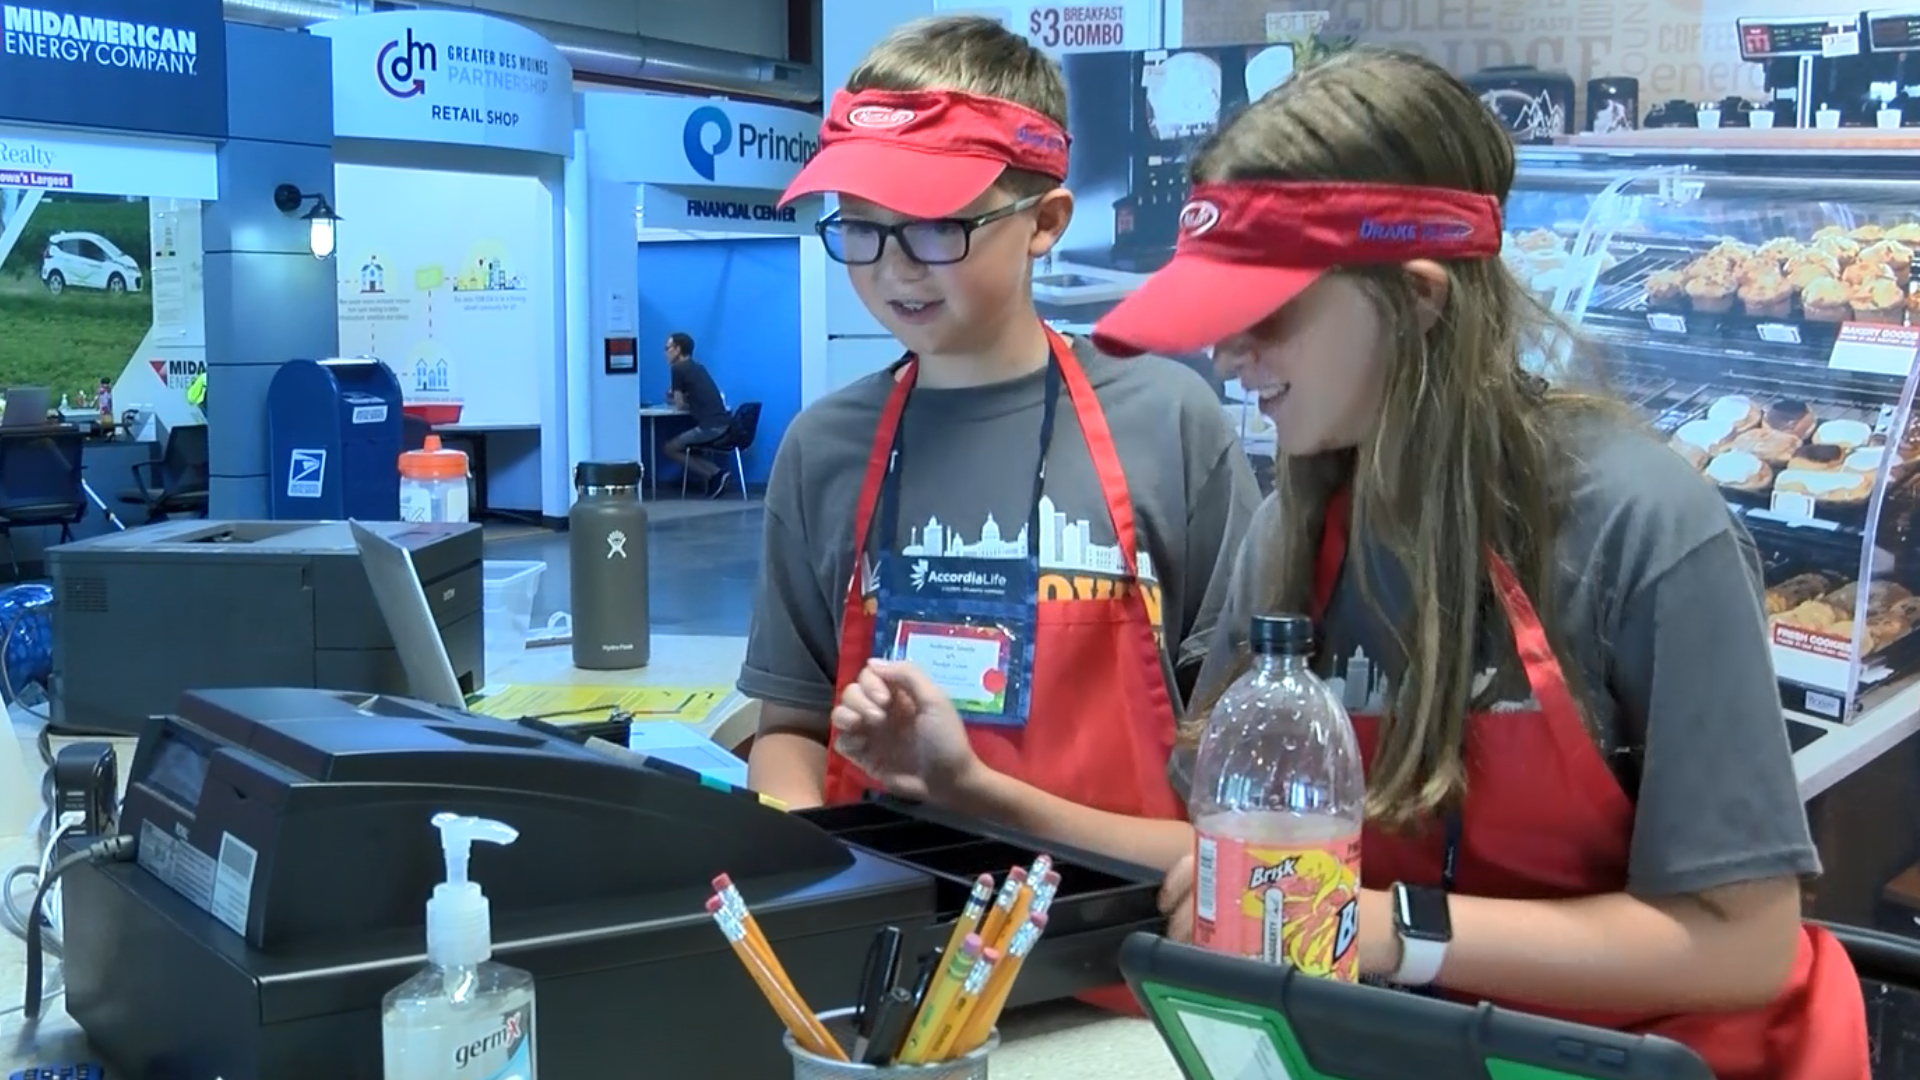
273 183 341 260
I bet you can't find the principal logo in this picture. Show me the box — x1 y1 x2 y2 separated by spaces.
910 558 930 591
2 5 201 75
683 105 732 181
1178 200 1221 236
377 27 433 98
286 449 326 499
847 105 915 129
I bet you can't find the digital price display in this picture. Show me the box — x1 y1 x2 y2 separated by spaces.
1738 16 1856 59
1867 9 1920 51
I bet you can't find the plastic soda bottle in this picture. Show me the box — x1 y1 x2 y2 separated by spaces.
1188 613 1366 980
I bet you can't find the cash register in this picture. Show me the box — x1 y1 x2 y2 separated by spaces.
57 687 1163 1078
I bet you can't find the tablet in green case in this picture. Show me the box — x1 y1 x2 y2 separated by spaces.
1118 934 1715 1080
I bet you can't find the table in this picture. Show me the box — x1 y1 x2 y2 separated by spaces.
434 421 541 521
482 632 761 749
639 405 688 498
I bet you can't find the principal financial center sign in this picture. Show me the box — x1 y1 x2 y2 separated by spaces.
315 10 574 157
0 0 226 139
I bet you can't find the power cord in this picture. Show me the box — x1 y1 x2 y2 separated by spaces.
1 812 80 945
21 832 136 1019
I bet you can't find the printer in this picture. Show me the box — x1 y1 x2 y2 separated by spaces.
47 520 483 735
60 688 1163 1078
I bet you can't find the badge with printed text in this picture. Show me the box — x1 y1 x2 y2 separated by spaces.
890 619 1015 716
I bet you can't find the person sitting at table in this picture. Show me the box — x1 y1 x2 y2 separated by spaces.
661 331 734 496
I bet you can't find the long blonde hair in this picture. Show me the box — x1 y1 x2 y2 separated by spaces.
1182 49 1619 829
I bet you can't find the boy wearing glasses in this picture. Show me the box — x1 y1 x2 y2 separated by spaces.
740 15 1256 882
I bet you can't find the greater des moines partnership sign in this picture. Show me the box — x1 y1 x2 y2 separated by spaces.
0 0 228 139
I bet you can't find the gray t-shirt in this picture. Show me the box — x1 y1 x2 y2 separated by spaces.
740 340 1262 732
1173 416 1819 899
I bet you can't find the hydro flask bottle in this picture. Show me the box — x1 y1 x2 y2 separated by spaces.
569 461 649 669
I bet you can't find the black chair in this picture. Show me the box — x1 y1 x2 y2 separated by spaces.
681 401 762 499
402 413 432 452
0 428 86 580
117 423 209 524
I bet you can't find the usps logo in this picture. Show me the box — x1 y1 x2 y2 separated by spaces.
287 448 326 498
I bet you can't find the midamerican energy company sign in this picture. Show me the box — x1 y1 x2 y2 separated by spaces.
0 0 227 139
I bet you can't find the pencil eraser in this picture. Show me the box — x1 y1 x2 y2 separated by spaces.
1008 867 1027 883
713 873 734 891
963 933 983 953
983 948 1003 962
1030 912 1049 929
1043 870 1061 888
705 895 724 913
974 873 995 888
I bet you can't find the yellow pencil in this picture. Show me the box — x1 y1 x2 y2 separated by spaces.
937 874 996 966
955 911 1048 1055
987 880 1034 957
926 945 1001 1062
707 897 846 1060
897 933 983 1064
713 875 840 1058
1030 869 1062 917
974 866 1028 949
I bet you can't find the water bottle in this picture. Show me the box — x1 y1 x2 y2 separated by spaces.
569 461 649 670
1188 613 1365 980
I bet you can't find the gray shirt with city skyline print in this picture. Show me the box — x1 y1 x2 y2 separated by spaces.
739 339 1262 738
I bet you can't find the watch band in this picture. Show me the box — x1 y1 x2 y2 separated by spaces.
1392 932 1448 987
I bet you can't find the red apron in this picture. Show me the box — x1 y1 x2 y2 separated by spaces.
827 327 1185 1012
1314 488 1868 1080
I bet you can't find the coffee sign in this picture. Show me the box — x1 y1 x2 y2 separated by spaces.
0 0 227 139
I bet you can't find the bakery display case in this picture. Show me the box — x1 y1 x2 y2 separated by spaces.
1515 149 1920 724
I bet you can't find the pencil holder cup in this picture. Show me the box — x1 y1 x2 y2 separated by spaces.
786 1007 998 1080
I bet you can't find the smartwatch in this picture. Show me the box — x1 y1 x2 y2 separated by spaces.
1390 882 1452 987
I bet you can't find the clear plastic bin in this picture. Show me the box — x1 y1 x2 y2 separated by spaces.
482 560 545 673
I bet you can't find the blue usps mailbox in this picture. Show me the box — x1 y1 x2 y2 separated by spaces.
267 358 405 520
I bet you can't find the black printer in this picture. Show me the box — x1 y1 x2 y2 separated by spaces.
47 520 483 735
60 688 1164 1079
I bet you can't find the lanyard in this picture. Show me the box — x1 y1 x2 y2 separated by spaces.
876 356 1062 558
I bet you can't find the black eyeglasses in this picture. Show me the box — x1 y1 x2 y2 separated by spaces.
816 195 1044 266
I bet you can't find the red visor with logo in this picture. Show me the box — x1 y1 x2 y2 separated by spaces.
779 88 1071 218
1092 181 1504 358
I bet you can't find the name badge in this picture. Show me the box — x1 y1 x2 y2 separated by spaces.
889 619 1015 716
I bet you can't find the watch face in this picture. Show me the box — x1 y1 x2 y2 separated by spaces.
1397 885 1453 943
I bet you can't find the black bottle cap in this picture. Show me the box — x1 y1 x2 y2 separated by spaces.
1248 614 1315 657
575 460 642 487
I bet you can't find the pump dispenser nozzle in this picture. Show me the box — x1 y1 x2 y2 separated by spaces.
426 812 518 969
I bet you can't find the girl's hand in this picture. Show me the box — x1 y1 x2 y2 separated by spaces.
831 659 982 803
1160 853 1196 942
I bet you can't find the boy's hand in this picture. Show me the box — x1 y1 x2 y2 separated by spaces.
831 659 982 803
1160 853 1196 942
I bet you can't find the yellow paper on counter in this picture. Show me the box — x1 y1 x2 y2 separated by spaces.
467 684 729 725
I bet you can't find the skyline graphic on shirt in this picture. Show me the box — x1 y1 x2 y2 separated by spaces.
895 495 1159 584
1323 644 1530 715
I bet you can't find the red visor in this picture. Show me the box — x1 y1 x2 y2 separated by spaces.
779 88 1071 218
1092 181 1504 358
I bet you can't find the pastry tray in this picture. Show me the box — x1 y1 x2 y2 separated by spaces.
1762 543 1920 692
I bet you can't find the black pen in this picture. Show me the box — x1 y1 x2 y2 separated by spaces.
855 926 904 1042
859 986 915 1065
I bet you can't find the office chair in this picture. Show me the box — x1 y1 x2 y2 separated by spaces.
0 428 87 580
681 401 761 500
117 423 209 524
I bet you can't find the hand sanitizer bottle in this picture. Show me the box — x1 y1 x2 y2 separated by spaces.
382 813 537 1080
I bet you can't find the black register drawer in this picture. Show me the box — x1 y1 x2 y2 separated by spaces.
801 798 1166 1006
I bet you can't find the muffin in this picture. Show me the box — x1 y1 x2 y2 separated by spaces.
1862 239 1916 286
1765 399 1817 438
1739 273 1792 318
1513 228 1561 254
1686 274 1736 313
1708 239 1755 261
1843 259 1895 288
1757 237 1801 263
1686 254 1739 280
1644 269 1688 309
1737 257 1783 285
1801 277 1852 322
1815 235 1862 265
1674 418 1738 455
1890 223 1920 246
1731 426 1801 466
1789 443 1847 471
1789 261 1837 292
1815 418 1873 450
1707 394 1763 431
1852 277 1907 324
1853 224 1888 244
1670 440 1709 470
1786 249 1842 279
1814 225 1851 241
1705 450 1773 492
1909 283 1920 322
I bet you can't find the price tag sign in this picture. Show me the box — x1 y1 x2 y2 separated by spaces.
1757 322 1802 345
1829 322 1920 377
1024 4 1129 53
1770 490 1817 520
1823 29 1862 57
1647 312 1688 334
